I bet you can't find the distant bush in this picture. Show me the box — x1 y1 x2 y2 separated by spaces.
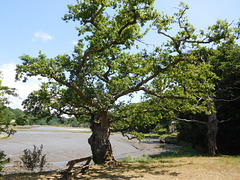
20 145 47 171
155 128 168 135
159 133 178 144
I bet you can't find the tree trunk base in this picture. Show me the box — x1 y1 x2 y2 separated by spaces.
207 113 218 156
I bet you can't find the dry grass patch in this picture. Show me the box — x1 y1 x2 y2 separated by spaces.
0 135 8 139
0 156 239 180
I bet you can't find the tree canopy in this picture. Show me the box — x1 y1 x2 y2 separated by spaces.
15 0 239 163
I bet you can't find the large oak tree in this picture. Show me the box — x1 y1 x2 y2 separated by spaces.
16 0 236 164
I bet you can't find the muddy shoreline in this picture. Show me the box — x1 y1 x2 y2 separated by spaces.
0 126 177 175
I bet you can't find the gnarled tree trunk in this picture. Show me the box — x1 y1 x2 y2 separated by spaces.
88 111 115 164
207 112 218 156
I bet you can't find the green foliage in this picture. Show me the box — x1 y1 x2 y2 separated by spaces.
154 128 168 135
20 145 47 172
0 72 17 137
0 151 10 173
121 154 152 163
210 44 240 155
177 43 240 155
159 133 178 144
15 1 239 145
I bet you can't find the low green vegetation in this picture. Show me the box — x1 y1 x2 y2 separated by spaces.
0 151 9 174
121 154 153 163
158 133 178 144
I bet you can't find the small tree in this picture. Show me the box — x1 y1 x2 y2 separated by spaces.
0 72 17 173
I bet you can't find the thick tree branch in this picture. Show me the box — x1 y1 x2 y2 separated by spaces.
109 108 170 124
77 8 139 76
139 87 189 100
109 115 128 124
51 75 100 110
174 117 207 125
59 105 91 117
117 9 137 38
82 3 105 30
121 131 139 141
219 118 234 123
96 56 114 82
76 47 105 75
111 56 187 104
215 96 240 102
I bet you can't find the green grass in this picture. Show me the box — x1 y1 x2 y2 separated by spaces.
158 133 178 144
121 154 153 163
0 134 8 139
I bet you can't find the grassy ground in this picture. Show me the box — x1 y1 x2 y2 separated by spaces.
0 135 8 139
1 156 239 180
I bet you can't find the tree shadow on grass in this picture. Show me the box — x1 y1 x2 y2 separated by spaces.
0 161 184 180
74 162 183 180
153 142 208 158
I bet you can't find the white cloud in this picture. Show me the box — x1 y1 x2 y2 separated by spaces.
0 63 46 109
33 32 53 41
72 40 78 45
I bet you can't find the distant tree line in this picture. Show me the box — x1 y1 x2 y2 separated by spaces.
2 107 90 128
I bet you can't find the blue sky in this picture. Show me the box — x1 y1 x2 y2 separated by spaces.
0 0 239 109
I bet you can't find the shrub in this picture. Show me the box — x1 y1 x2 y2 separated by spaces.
121 154 152 163
0 151 10 173
159 133 178 144
20 145 47 171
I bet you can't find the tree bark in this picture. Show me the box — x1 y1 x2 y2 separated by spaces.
88 111 115 164
207 112 218 156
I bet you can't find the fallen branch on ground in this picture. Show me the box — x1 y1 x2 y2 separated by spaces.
61 156 92 178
